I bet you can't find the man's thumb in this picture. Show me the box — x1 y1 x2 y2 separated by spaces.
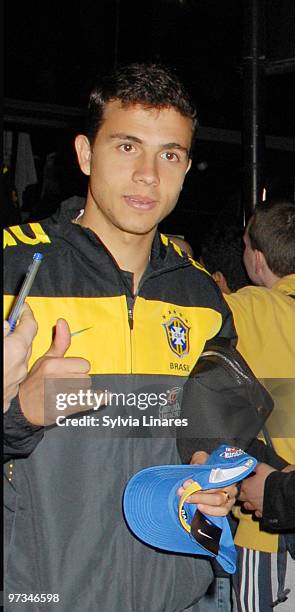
46 319 71 358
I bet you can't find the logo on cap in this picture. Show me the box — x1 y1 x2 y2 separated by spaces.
220 447 244 459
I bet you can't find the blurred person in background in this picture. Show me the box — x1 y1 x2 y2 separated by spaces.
200 225 250 294
224 201 295 611
166 233 194 257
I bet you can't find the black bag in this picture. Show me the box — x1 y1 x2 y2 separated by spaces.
177 338 274 463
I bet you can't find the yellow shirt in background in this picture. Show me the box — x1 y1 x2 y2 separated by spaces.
225 274 295 552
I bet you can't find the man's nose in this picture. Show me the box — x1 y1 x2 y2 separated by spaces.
132 153 160 186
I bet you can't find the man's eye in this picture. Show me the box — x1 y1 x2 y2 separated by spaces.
161 151 179 162
119 143 135 153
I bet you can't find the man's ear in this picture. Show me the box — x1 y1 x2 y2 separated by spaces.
74 135 91 176
254 249 265 275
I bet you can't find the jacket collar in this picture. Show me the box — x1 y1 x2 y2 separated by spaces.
47 196 191 275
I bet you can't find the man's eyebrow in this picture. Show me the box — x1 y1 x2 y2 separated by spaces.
110 133 143 143
110 133 189 156
162 142 189 156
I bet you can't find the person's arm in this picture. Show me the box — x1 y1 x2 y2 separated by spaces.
177 292 287 470
210 281 237 346
4 397 44 462
239 463 295 529
4 303 38 411
261 470 295 530
177 287 239 462
4 318 91 462
3 304 44 462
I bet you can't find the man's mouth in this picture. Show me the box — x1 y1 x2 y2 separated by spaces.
123 195 157 210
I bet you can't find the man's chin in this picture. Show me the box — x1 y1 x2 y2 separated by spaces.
119 222 158 238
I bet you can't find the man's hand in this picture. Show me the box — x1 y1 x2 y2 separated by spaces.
19 318 91 426
239 462 276 517
4 304 38 412
176 449 238 516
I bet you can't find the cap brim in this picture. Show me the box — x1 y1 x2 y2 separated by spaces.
123 465 236 573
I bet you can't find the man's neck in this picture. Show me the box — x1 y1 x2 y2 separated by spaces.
258 268 281 289
75 204 156 293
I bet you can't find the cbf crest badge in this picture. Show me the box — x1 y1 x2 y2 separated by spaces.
162 315 190 358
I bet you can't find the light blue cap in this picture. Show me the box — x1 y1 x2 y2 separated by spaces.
123 445 256 573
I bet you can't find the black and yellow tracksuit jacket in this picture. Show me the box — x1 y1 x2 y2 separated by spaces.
4 197 236 611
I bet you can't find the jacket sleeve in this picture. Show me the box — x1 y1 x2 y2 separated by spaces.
212 283 238 346
261 471 295 531
4 397 44 462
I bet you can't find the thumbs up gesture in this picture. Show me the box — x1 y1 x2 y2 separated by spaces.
19 319 91 426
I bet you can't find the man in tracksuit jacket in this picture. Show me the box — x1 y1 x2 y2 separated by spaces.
4 63 238 611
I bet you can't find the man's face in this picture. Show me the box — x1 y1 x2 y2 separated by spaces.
75 100 192 237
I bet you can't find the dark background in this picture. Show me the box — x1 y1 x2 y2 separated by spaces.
4 0 295 252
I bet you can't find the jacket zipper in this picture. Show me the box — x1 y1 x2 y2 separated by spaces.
128 303 134 330
126 295 135 373
126 260 192 371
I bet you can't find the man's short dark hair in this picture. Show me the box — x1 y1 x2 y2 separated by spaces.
86 62 198 153
248 200 295 277
201 226 250 292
